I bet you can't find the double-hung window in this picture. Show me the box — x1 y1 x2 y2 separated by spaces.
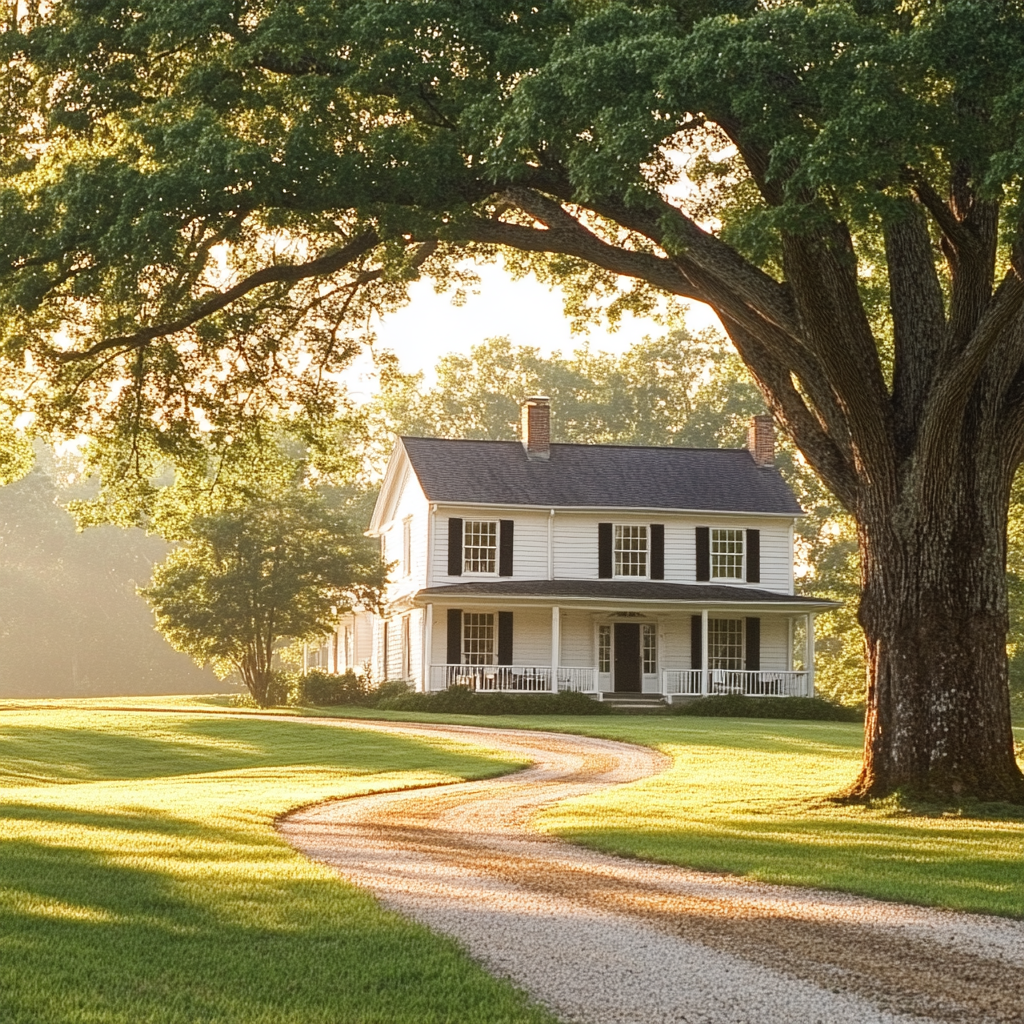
614 524 648 577
462 612 495 665
463 520 498 574
711 528 744 580
708 618 744 670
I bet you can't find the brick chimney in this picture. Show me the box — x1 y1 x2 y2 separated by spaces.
747 414 775 467
521 396 551 460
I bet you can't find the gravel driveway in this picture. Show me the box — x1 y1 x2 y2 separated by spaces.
278 718 1024 1024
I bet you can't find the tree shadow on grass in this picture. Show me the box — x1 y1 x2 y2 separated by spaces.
0 809 554 1024
0 716 516 785
560 816 1024 918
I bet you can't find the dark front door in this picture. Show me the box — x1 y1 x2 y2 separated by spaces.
613 623 642 692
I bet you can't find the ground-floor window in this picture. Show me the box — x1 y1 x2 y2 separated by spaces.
598 624 611 673
642 623 657 674
463 612 495 665
401 614 411 678
708 617 743 669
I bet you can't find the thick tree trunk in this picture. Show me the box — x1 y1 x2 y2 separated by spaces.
850 448 1024 803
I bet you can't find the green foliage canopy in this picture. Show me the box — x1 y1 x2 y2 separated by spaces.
142 490 384 706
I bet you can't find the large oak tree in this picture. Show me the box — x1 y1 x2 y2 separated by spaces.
3 0 1024 799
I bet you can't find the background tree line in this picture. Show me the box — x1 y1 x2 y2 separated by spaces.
6 320 1024 716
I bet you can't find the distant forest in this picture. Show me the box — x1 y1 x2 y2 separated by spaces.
0 464 222 698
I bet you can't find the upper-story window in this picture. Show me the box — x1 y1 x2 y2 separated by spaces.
711 528 744 580
464 520 498 574
614 524 648 577
402 518 412 577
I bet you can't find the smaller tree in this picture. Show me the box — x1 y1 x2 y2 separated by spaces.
142 492 383 707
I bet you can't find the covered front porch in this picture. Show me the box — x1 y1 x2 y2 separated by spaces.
414 580 835 701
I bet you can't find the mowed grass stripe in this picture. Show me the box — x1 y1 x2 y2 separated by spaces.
0 709 554 1024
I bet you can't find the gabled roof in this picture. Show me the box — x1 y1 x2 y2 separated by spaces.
399 437 803 515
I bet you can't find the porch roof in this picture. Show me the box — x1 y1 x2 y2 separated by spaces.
413 579 838 609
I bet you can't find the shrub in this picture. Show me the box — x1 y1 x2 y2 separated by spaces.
373 679 413 702
672 694 863 721
290 669 370 707
264 673 293 707
377 685 612 716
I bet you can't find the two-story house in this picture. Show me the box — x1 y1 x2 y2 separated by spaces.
333 397 835 701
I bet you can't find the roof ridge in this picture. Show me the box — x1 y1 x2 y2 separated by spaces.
401 435 751 454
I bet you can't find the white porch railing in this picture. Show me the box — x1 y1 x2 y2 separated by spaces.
661 669 704 697
556 667 598 694
662 668 809 700
428 664 599 694
429 664 553 692
711 669 808 696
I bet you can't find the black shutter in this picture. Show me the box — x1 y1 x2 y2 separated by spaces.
745 617 761 671
650 524 665 580
598 522 613 578
691 615 703 670
499 520 514 576
498 611 513 665
446 609 462 664
746 528 761 583
695 527 710 581
447 518 463 576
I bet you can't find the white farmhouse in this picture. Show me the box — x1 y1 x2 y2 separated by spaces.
333 397 835 703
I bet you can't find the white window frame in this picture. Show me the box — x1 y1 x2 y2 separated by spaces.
642 623 657 675
402 518 412 577
708 617 744 670
598 624 612 674
613 523 649 579
401 614 411 678
463 520 499 575
710 528 745 581
462 612 496 665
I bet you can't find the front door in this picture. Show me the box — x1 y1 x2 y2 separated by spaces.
613 623 642 692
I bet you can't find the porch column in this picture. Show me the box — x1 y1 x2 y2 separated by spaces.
806 613 816 697
421 604 433 693
551 605 560 693
701 610 709 695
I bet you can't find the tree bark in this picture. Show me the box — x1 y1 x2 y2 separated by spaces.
851 442 1024 802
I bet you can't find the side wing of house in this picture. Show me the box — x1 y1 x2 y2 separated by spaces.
365 441 432 682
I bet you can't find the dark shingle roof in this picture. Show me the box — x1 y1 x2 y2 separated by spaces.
400 437 802 515
415 579 835 607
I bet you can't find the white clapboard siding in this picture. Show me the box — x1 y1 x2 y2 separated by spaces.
658 615 693 671
511 607 552 664
559 612 594 668
758 615 790 672
379 467 431 598
427 606 552 666
429 508 549 586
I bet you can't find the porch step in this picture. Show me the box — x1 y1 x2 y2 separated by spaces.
600 693 670 715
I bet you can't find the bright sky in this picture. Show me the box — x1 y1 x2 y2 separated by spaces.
346 262 722 400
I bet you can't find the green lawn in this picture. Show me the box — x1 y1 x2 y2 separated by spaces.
188 699 1024 918
0 706 554 1024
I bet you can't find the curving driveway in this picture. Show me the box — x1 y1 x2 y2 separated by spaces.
278 719 1024 1024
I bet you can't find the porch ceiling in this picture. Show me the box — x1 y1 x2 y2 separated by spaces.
413 579 838 611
